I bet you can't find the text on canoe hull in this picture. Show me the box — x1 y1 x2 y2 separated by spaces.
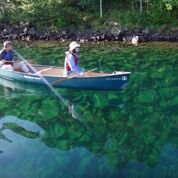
106 76 128 81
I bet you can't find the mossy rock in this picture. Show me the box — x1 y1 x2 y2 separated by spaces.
38 99 59 119
172 96 178 105
137 90 155 103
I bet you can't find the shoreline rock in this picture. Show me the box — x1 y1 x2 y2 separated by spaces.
1 22 178 44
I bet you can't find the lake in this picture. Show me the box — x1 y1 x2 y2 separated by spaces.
0 41 178 178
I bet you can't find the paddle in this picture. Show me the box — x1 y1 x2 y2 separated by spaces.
98 56 103 73
51 68 98 86
35 67 53 75
13 50 68 106
13 50 84 120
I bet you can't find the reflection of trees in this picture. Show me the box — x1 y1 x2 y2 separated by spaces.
0 116 42 148
0 61 178 168
2 122 40 139
0 116 41 155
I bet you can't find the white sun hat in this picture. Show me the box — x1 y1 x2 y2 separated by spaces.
3 41 12 48
69 41 80 51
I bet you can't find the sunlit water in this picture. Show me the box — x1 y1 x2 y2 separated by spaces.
0 41 178 178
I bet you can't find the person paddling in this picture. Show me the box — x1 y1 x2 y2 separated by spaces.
0 41 30 73
63 41 84 77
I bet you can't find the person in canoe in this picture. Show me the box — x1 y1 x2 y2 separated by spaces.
0 41 30 73
63 41 84 77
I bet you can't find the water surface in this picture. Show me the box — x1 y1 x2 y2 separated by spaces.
0 42 178 178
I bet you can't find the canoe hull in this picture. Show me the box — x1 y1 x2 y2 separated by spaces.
0 68 131 90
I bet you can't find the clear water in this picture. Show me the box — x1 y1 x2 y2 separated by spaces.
0 41 178 178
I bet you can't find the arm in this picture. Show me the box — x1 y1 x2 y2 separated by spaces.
68 54 82 74
0 50 5 61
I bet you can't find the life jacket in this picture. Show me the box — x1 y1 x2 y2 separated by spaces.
65 52 78 71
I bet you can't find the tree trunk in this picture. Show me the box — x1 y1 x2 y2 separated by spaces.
160 1 163 12
131 1 135 14
139 0 143 13
100 0 103 18
146 0 149 13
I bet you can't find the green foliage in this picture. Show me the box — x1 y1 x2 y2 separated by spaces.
1 0 178 30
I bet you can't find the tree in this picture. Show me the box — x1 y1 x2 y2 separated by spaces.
0 6 4 19
139 0 143 13
100 0 103 18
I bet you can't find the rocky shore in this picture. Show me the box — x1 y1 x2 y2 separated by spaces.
1 22 178 44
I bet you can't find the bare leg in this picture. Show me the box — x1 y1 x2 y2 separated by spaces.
13 61 30 73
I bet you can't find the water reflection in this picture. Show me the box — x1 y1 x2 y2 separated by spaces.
0 116 44 141
117 143 178 178
1 116 178 178
0 118 113 178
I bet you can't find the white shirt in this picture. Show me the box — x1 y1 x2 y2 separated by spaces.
63 51 83 77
